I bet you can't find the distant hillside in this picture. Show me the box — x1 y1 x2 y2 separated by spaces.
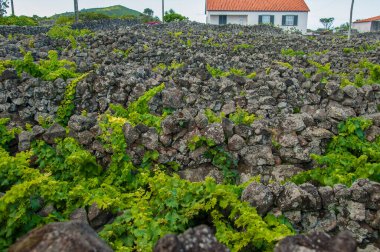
53 5 142 18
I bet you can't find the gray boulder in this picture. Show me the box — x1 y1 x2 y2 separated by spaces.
42 123 66 144
274 231 357 252
202 123 225 145
8 221 113 252
18 131 33 151
154 225 229 252
240 145 275 166
241 182 274 215
68 115 96 132
122 123 139 145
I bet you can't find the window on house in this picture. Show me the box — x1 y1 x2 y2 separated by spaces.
219 15 227 25
262 15 271 24
286 16 294 25
282 15 298 26
259 15 274 25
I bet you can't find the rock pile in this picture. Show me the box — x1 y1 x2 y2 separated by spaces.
0 21 379 250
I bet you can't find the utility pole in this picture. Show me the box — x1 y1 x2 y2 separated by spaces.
348 0 354 40
74 0 79 23
162 0 165 23
11 0 14 16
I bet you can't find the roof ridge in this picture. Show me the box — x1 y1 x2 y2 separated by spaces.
206 0 310 12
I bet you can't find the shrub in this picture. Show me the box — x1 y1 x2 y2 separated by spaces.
291 118 380 186
233 43 253 52
47 25 92 40
0 16 37 26
0 86 294 251
281 48 305 57
12 50 80 81
205 108 255 126
164 10 188 23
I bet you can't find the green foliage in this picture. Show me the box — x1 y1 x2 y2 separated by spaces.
291 118 380 186
340 60 380 88
229 107 256 125
113 48 133 58
320 17 334 30
246 72 257 79
359 59 380 84
300 68 311 79
11 50 80 81
205 108 255 126
109 83 166 131
53 5 142 20
343 42 380 54
56 73 89 125
153 61 185 73
275 61 293 70
229 68 246 77
47 25 92 40
206 64 256 79
233 44 253 52
281 48 305 57
187 136 238 184
311 50 330 56
308 60 333 75
47 25 92 48
0 118 19 150
204 109 225 123
55 16 75 25
164 9 188 22
100 172 293 251
33 138 101 181
203 37 228 48
0 86 294 252
0 60 12 75
206 64 230 78
343 47 355 54
0 16 37 26
37 116 54 129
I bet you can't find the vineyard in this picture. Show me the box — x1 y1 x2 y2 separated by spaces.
0 21 379 251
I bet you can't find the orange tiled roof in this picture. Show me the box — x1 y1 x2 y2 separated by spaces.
206 0 310 12
354 15 380 23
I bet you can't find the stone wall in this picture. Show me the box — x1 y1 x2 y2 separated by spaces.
1 22 380 249
242 179 380 246
0 25 50 36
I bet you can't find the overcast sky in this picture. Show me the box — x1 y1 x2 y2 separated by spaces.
8 0 380 29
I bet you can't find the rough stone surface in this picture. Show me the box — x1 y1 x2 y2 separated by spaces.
42 123 66 144
241 182 274 215
274 231 357 252
8 221 113 252
154 225 229 252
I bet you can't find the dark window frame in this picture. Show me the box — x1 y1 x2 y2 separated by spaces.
259 15 275 25
219 15 227 25
282 15 298 26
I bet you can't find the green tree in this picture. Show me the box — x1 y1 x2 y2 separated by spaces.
320 17 335 30
143 8 154 17
164 9 187 23
0 0 9 17
336 22 350 31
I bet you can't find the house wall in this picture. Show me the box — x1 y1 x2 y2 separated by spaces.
352 22 372 33
206 11 308 34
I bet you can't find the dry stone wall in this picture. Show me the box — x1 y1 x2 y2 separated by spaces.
1 22 380 250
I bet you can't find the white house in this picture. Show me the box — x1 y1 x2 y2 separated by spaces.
205 0 310 34
352 16 380 33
